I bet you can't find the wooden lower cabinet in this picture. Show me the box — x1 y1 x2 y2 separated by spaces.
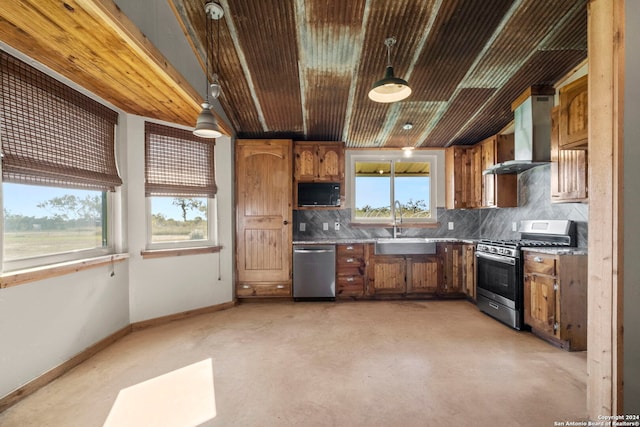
406 255 440 294
336 243 367 298
523 251 588 350
438 243 473 297
368 254 441 296
236 282 291 297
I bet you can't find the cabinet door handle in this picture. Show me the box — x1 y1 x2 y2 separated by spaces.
346 277 354 282
283 220 289 225
346 246 354 250
346 258 354 263
276 285 285 289
533 256 543 263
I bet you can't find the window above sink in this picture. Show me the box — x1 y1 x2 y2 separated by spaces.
346 151 438 226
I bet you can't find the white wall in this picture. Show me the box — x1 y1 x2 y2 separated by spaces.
624 0 640 414
0 13 235 396
124 114 234 323
0 262 130 398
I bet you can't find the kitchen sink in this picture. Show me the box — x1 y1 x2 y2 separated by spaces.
374 238 437 255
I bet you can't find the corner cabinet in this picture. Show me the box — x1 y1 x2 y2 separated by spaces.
293 141 345 208
445 145 481 209
551 106 588 203
480 134 517 208
438 242 475 298
523 251 588 351
235 139 293 298
558 75 588 149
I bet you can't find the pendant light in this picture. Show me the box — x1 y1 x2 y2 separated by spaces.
193 1 224 138
368 37 412 103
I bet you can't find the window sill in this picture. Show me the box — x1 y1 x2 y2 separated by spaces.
140 245 222 260
0 253 130 289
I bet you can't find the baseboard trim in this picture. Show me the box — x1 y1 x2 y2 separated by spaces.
0 300 237 413
0 324 131 413
131 300 236 331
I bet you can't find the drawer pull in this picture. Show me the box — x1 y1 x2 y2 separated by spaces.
242 285 251 289
346 277 354 282
346 246 354 250
533 256 543 263
346 258 354 263
276 285 285 289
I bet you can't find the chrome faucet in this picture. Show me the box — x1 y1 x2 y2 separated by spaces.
393 200 403 238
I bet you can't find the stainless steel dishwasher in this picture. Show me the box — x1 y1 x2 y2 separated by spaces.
293 244 336 301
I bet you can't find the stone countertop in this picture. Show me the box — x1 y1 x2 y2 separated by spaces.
293 238 478 245
521 247 588 256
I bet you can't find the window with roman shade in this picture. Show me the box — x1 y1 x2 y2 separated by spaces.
0 50 121 191
144 122 217 198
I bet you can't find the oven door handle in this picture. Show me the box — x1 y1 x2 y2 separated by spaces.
475 251 516 265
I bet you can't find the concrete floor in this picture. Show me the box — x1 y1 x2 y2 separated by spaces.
0 300 587 426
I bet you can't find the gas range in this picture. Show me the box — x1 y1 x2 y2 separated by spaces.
476 220 576 258
475 220 576 330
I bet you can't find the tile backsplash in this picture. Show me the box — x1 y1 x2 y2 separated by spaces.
293 164 588 247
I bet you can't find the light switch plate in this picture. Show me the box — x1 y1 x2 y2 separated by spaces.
334 222 340 231
512 222 518 232
448 222 454 230
322 222 329 231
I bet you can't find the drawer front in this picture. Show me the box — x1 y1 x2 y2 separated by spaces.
236 283 291 297
337 244 364 258
336 275 365 296
337 265 363 276
524 252 556 276
337 255 365 270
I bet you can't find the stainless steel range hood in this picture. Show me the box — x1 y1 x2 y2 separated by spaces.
483 90 554 175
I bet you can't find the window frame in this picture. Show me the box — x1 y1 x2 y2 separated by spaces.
1 185 115 272
145 195 218 250
347 150 438 225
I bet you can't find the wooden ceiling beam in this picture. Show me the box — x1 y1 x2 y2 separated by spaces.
0 0 232 136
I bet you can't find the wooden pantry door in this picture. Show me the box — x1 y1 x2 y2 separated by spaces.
235 139 292 284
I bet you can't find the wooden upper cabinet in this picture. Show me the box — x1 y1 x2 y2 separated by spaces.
294 142 344 182
559 75 588 149
317 144 343 181
445 146 480 209
550 106 588 203
480 134 517 208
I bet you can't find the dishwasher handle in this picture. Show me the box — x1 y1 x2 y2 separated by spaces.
294 248 334 254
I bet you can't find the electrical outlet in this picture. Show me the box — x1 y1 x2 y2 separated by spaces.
334 222 340 231
322 222 329 231
299 222 306 232
448 222 454 230
512 222 518 232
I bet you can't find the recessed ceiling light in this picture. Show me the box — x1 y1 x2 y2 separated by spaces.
402 122 413 130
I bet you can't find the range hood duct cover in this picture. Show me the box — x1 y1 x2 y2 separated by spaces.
484 91 554 175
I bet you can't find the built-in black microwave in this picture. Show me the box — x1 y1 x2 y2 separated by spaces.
297 182 341 207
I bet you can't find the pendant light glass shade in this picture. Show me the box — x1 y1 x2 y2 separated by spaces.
368 66 412 103
193 102 222 138
368 37 411 103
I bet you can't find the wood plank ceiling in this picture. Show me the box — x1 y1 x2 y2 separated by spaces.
173 0 587 148
1 1 587 149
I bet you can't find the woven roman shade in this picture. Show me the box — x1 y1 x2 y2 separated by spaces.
145 122 217 198
0 50 122 191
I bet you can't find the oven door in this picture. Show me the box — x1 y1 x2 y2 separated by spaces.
475 251 520 309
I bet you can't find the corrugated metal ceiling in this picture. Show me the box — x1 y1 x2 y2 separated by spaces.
174 0 587 148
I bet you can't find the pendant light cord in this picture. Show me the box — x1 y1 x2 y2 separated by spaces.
204 11 211 104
